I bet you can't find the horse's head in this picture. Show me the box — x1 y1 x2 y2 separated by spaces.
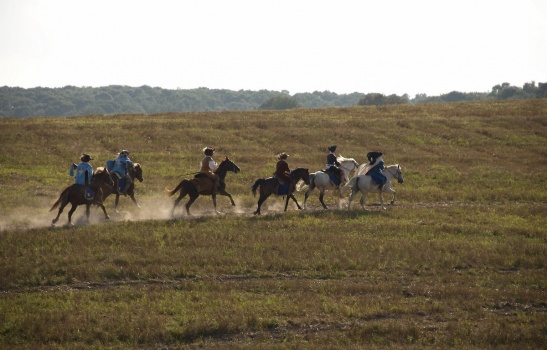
217 157 241 174
132 163 144 182
389 164 404 184
292 168 310 185
338 156 360 181
94 167 115 188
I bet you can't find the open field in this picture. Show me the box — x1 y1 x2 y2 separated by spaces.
0 100 546 348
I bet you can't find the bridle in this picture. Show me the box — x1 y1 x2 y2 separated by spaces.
385 166 403 183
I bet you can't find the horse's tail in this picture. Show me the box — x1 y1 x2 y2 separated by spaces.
165 180 188 196
49 186 71 212
251 179 264 197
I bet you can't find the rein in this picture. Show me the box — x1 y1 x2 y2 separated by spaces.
339 160 358 173
385 166 400 180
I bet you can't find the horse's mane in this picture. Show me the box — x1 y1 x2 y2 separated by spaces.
337 155 356 163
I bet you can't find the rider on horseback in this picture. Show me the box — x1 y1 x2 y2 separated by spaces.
112 150 134 196
325 145 343 186
275 152 294 193
363 151 387 189
199 147 219 194
70 153 95 200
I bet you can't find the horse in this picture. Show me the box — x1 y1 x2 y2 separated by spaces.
165 157 240 217
300 156 360 210
251 168 310 215
49 167 114 226
101 163 144 212
346 164 404 210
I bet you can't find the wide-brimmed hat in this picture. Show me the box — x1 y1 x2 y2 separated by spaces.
328 145 337 152
203 147 215 156
277 152 289 160
80 153 93 162
367 151 383 162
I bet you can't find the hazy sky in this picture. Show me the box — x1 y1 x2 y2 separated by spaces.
1 0 546 97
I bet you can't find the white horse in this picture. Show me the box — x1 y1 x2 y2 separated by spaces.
346 164 404 210
300 156 360 210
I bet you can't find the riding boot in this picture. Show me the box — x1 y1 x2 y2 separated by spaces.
123 181 131 196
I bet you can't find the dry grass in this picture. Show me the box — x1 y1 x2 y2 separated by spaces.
0 100 546 349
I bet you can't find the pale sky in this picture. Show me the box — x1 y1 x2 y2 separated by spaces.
1 0 546 97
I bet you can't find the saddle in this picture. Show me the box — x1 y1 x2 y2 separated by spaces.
192 173 218 193
323 167 341 186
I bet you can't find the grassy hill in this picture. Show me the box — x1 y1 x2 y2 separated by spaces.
0 100 545 348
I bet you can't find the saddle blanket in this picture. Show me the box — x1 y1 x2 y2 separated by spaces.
329 173 341 186
277 183 289 195
117 179 126 193
85 187 95 200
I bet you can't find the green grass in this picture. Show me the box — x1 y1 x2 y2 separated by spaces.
0 100 546 348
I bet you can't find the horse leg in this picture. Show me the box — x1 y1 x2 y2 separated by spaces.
115 194 121 213
129 192 141 209
318 189 328 210
360 194 367 210
378 189 386 210
67 203 78 226
98 202 110 220
171 186 188 218
219 190 236 206
85 203 91 222
254 194 269 215
303 181 316 209
185 193 198 216
287 194 302 211
51 195 70 225
51 203 66 225
347 188 357 211
387 187 397 205
212 194 220 214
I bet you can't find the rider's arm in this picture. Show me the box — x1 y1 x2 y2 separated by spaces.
209 159 218 171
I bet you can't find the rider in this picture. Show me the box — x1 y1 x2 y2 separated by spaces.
363 151 387 189
275 152 293 193
112 150 134 195
70 153 94 186
325 144 342 185
199 147 219 194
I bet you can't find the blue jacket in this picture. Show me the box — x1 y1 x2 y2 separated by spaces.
70 162 93 185
112 155 133 176
367 160 386 185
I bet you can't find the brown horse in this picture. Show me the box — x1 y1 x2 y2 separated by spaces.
101 163 144 212
50 167 114 226
165 157 240 217
251 167 310 215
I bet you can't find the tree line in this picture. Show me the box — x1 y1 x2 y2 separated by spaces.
1 81 545 117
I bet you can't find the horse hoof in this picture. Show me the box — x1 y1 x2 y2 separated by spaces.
105 216 110 220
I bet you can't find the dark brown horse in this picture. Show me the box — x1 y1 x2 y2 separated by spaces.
165 157 240 217
50 167 114 226
251 167 310 215
101 163 144 212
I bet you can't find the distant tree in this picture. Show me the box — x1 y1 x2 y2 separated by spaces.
442 91 467 102
357 93 408 106
258 95 299 110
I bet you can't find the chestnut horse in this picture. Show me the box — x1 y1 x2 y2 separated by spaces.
50 167 113 226
251 168 310 215
165 157 240 217
101 163 144 212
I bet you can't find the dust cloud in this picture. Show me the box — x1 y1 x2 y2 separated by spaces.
0 194 310 232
